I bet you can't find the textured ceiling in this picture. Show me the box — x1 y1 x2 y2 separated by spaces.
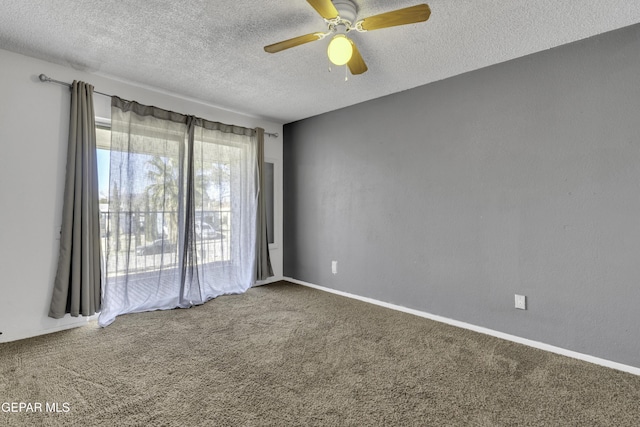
1 1 639 124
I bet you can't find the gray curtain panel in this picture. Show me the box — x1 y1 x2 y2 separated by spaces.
256 128 274 281
49 81 102 318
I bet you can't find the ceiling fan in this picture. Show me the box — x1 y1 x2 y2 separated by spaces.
264 0 431 76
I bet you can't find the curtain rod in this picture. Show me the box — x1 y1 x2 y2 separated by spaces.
38 73 279 138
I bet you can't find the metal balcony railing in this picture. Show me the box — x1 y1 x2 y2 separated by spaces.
100 209 232 277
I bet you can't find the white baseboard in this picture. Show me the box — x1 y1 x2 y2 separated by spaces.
0 317 93 343
284 277 640 377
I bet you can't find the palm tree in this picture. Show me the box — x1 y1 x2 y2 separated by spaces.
145 156 180 243
145 155 214 243
109 182 121 252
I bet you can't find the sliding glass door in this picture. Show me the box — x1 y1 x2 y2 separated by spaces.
97 100 258 326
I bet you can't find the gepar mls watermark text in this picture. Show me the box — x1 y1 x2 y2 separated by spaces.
2 402 71 413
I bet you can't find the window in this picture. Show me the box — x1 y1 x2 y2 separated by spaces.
96 102 262 326
96 124 242 277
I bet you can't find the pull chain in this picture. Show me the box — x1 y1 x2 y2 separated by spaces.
326 60 349 82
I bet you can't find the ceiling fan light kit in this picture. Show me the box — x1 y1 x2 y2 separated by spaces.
327 34 353 65
264 0 431 76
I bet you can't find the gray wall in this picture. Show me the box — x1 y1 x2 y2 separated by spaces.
284 24 640 368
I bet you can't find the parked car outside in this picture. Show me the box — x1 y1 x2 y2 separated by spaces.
195 222 222 240
136 239 176 256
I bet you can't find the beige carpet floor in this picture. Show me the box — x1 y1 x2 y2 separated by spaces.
1 281 640 426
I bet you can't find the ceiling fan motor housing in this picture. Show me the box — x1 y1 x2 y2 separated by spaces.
332 0 357 26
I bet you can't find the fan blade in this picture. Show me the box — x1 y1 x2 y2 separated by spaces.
264 33 324 53
347 40 367 75
307 0 339 20
359 4 431 31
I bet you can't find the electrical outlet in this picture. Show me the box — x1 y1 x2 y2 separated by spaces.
515 294 527 310
331 260 338 275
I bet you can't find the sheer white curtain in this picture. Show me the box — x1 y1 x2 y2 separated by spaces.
99 98 257 326
182 119 258 304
